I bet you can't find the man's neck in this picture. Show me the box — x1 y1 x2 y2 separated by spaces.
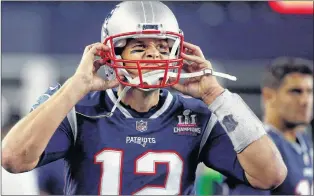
264 114 303 143
118 86 160 113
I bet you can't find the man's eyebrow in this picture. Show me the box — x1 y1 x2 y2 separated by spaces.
132 40 144 45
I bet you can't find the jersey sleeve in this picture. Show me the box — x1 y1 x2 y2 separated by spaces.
30 83 76 167
198 114 250 185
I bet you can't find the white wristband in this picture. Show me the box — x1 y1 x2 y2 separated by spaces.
208 90 266 153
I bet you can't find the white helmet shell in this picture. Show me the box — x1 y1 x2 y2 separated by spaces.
101 1 183 48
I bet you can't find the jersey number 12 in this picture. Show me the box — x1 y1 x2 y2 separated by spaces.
95 149 184 195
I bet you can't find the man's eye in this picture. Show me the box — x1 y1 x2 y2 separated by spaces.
158 45 170 55
289 89 302 95
131 49 145 53
160 52 170 55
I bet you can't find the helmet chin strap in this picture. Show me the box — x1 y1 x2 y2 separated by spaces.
120 67 237 89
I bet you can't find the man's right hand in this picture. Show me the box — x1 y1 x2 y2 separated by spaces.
73 43 120 96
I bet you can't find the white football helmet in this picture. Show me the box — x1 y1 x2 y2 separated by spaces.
100 1 185 90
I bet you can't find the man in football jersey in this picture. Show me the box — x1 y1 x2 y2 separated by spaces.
225 57 313 195
2 1 287 195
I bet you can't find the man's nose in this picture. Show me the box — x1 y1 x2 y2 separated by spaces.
144 46 160 59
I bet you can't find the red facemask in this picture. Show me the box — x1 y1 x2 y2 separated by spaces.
100 30 185 89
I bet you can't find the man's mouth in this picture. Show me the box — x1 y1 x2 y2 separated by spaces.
142 78 164 86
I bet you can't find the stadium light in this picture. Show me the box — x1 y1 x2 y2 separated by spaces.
269 1 313 14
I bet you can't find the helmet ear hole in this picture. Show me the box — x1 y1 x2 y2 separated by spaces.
114 47 124 56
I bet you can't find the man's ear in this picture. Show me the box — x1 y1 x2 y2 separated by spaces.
262 87 277 105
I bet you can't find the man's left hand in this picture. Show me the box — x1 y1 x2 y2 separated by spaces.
170 42 225 105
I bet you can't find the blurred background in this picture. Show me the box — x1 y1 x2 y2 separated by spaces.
1 1 313 195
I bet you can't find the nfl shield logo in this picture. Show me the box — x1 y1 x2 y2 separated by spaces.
222 114 238 133
136 120 148 132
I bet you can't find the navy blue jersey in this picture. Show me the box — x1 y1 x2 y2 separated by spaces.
267 125 313 195
36 159 65 194
31 84 250 195
224 124 313 195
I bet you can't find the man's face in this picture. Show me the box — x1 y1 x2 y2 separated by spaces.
120 38 170 78
273 73 313 125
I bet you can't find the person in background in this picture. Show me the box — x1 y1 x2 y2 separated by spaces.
224 56 313 195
